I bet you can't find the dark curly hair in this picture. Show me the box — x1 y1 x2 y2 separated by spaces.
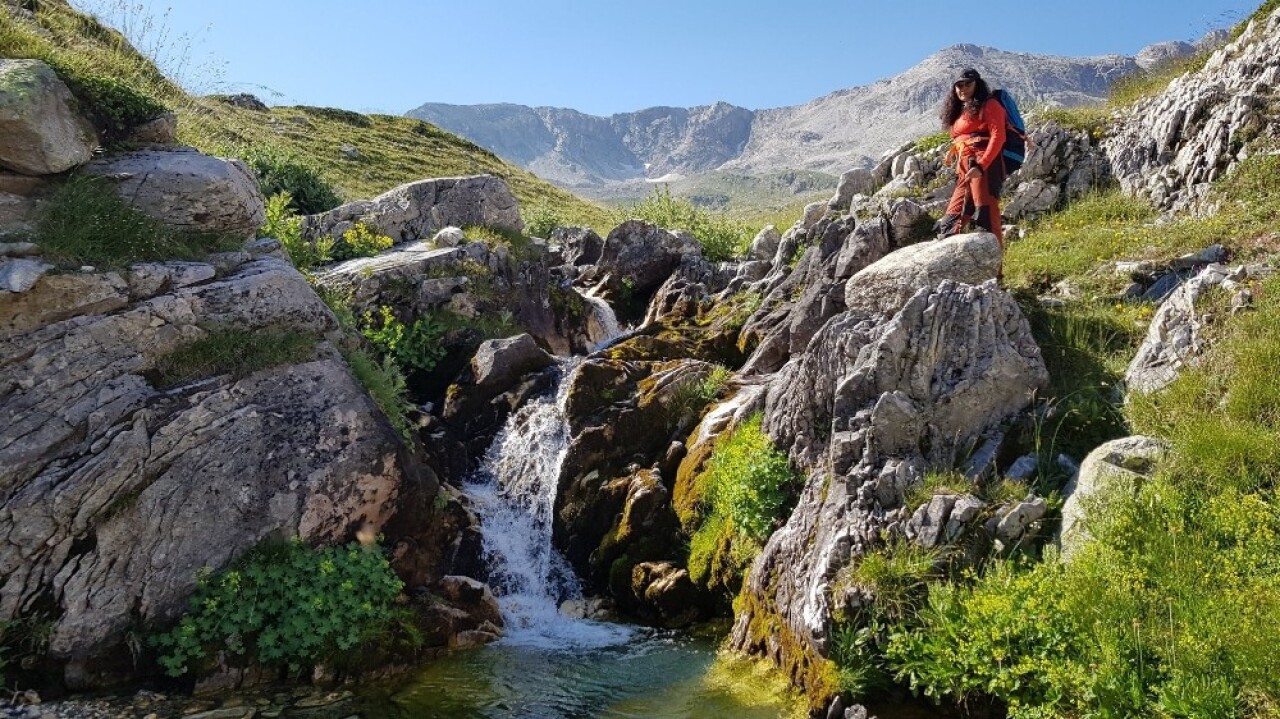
940 77 991 128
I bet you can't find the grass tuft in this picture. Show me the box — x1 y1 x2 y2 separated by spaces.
152 327 318 388
34 174 241 268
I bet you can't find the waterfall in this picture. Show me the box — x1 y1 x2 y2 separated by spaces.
577 288 622 350
463 361 632 649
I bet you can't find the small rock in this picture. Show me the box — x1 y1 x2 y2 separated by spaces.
432 226 465 248
1005 454 1038 480
128 112 178 144
339 144 361 160
0 256 51 292
1142 272 1184 302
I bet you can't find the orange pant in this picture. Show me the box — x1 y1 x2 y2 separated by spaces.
943 154 1005 247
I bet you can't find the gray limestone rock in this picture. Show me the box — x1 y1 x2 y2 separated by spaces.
829 168 875 210
1126 263 1236 394
471 333 555 392
1060 436 1167 558
749 224 781 261
0 257 51 293
0 256 417 676
0 60 97 175
432 225 466 248
302 174 522 244
842 231 1001 314
1104 7 1280 213
84 148 265 238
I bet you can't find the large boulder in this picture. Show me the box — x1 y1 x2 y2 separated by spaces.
842 231 1001 313
0 256 415 683
1060 436 1168 558
0 59 97 175
301 174 522 244
578 220 701 311
731 275 1047 706
471 334 556 393
84 148 265 238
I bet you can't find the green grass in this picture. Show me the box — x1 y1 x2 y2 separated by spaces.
33 174 242 268
153 327 318 387
0 1 614 233
913 131 951 154
626 186 755 261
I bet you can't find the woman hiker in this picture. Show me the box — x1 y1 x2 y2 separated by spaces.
936 67 1007 279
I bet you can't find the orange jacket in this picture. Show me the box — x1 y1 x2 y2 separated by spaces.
950 96 1007 171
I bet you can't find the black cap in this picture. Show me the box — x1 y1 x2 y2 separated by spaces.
955 68 981 83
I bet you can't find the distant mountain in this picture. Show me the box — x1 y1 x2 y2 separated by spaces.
407 43 1164 191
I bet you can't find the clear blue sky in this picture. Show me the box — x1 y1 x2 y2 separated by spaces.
80 0 1262 116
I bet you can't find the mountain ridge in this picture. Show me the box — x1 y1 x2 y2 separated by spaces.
407 42 1163 192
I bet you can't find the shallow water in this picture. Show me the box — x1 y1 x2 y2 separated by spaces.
359 631 800 719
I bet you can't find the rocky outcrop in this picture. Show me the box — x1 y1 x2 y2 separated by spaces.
0 254 416 683
554 359 717 590
301 175 522 244
578 220 701 318
84 148 266 238
1105 7 1280 214
0 59 97 175
1060 436 1167 558
1125 262 1266 394
729 233 1047 704
1003 120 1111 220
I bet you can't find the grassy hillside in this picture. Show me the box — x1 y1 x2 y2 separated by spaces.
0 0 614 231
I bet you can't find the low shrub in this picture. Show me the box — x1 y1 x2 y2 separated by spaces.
261 192 332 269
360 306 447 375
152 327 318 388
35 174 240 268
296 105 372 128
627 186 753 262
912 131 951 154
332 223 393 260
152 540 404 676
523 203 563 238
341 344 415 441
51 62 168 143
240 145 343 215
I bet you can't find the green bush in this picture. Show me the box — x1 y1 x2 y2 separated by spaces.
523 203 564 238
153 327 318 388
627 186 753 262
152 540 404 676
35 174 240 268
51 63 168 143
241 145 343 215
912 131 951 154
341 345 415 441
360 306 447 374
261 192 332 269
332 223 394 260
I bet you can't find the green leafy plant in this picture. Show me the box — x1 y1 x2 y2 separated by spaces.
627 185 753 262
261 191 333 269
241 145 343 215
51 61 168 143
152 327 318 387
341 345 414 441
34 174 240 268
333 223 394 260
360 306 447 374
152 540 404 676
523 203 564 238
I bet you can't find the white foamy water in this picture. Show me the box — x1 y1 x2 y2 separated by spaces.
464 361 633 649
577 288 623 351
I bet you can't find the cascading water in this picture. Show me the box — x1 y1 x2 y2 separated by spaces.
577 287 622 351
464 362 630 649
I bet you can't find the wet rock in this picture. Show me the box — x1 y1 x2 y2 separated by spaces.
553 226 604 267
578 220 700 311
627 562 708 629
471 334 556 392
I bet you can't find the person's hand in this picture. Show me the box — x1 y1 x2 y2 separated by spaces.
964 166 983 181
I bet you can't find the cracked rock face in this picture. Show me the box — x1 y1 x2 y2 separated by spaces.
0 257 410 679
84 148 266 239
1104 7 1280 214
729 235 1047 685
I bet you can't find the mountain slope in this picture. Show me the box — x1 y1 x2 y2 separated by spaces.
408 44 1138 189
